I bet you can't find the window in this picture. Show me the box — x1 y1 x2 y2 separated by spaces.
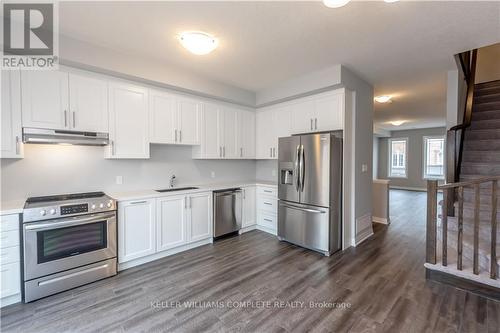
424 136 445 179
389 138 408 178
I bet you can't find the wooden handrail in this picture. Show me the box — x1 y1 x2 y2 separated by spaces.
427 177 499 280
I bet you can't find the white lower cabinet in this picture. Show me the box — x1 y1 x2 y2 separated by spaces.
118 192 212 269
156 196 186 252
241 186 256 229
0 213 21 307
256 185 278 234
118 199 156 263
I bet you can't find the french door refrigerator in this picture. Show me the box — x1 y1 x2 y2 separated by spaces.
277 132 342 256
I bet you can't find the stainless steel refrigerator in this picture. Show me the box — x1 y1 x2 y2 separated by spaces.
277 132 342 256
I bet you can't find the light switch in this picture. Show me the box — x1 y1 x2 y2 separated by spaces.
361 164 368 173
116 176 123 185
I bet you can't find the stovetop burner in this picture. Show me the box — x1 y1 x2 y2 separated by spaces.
26 191 106 204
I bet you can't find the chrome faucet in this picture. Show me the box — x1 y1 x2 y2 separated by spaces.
170 175 176 188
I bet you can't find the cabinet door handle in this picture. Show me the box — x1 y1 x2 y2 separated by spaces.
73 111 76 128
264 190 272 193
264 202 272 206
179 130 182 142
64 110 68 127
315 118 318 130
273 147 276 158
310 118 313 131
130 200 146 205
15 136 20 155
185 198 187 209
264 218 273 222
243 189 246 199
220 146 222 158
240 147 243 157
223 146 226 157
174 129 177 142
111 140 115 155
270 147 272 158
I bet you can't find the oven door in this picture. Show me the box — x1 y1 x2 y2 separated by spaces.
23 212 117 280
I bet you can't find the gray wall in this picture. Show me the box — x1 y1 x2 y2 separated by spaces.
1 144 256 201
378 127 446 190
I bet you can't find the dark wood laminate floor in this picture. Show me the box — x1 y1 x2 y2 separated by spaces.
2 190 500 333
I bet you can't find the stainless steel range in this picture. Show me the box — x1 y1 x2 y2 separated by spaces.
22 192 117 302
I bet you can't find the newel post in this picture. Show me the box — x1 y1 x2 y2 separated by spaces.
426 180 438 264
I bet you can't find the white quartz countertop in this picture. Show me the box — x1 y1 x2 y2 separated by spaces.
107 180 277 202
0 199 25 216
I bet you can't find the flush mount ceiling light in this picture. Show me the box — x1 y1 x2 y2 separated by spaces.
323 0 351 8
374 95 392 103
384 0 400 2
391 120 405 126
179 32 218 55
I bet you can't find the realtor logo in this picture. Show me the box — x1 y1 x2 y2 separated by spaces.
2 2 58 69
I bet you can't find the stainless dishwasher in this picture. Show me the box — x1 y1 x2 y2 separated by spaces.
213 188 242 238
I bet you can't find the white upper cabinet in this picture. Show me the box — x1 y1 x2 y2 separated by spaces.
255 106 291 159
68 73 108 132
315 91 344 131
222 107 238 159
289 89 345 134
1 71 23 158
177 97 201 145
290 99 316 133
107 81 150 159
149 89 177 144
237 109 256 159
21 70 69 130
187 192 212 242
21 70 109 133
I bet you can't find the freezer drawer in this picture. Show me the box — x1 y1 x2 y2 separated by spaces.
278 200 330 254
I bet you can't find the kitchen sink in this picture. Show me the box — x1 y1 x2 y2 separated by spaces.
155 187 199 193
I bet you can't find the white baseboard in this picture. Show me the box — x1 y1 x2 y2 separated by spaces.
118 238 213 271
256 225 277 236
239 224 257 234
0 293 21 308
372 216 390 225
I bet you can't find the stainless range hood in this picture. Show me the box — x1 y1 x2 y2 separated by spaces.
23 128 109 146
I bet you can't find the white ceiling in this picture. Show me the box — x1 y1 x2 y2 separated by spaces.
58 1 500 130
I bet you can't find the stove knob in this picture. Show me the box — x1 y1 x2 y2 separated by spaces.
50 209 56 215
106 202 112 208
40 210 47 216
99 203 104 209
91 204 96 210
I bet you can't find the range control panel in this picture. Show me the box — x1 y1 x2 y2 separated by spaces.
61 203 88 215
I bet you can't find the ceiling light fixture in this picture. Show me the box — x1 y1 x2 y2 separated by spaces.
384 0 400 3
179 31 218 55
322 0 351 8
374 95 392 103
391 120 405 126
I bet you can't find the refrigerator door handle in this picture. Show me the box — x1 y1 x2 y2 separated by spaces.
280 202 326 214
299 144 305 192
294 145 301 192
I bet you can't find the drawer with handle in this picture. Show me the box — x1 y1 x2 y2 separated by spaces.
257 213 277 230
257 197 277 214
0 261 21 298
256 186 277 198
0 246 20 265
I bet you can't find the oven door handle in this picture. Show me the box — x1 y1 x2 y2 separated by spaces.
24 213 116 231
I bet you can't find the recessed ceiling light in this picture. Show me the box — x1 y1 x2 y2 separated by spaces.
179 32 218 55
391 120 405 126
323 0 351 8
384 0 400 3
374 95 392 103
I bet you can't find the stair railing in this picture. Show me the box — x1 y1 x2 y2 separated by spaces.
445 49 478 216
427 176 499 279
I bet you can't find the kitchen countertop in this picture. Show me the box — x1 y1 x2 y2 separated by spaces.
0 199 25 216
108 180 277 202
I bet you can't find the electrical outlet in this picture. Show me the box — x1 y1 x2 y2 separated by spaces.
116 176 123 185
211 171 216 179
361 164 368 173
